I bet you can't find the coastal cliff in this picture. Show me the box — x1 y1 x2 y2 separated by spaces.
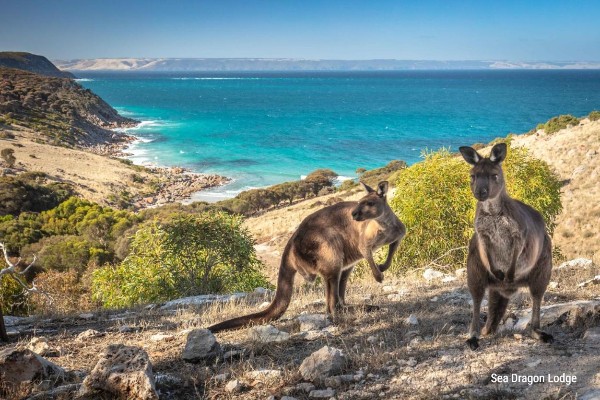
0 52 75 78
0 67 136 147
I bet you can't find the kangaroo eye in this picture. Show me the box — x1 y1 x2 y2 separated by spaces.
492 174 499 180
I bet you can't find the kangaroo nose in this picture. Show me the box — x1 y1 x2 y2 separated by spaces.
351 210 359 219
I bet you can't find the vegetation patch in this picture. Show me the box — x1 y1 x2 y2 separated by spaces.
92 212 270 308
389 143 562 272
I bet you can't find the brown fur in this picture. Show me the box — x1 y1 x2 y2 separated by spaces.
460 143 553 350
208 181 406 333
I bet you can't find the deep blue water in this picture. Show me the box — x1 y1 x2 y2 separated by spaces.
75 70 600 200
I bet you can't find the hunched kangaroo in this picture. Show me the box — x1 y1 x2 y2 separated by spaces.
459 143 554 350
208 181 406 333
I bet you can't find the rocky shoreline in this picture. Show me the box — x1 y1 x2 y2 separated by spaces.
137 166 230 208
85 127 232 209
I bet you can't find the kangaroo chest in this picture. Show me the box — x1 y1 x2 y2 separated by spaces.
475 214 524 275
362 219 401 249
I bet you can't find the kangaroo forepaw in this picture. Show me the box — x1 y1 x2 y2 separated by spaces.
377 263 390 273
466 337 480 351
372 271 384 283
532 329 554 344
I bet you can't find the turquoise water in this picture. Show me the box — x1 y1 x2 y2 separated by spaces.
75 71 600 200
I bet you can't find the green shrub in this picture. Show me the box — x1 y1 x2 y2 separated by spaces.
539 114 580 134
588 110 600 121
389 144 562 272
92 212 270 308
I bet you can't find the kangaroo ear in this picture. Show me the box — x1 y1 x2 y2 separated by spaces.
360 181 374 193
376 181 389 197
459 146 482 166
490 143 507 163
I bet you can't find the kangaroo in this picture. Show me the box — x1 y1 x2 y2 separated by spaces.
208 181 406 333
459 143 554 350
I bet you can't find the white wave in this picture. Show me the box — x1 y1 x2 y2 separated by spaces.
74 78 94 82
115 120 168 133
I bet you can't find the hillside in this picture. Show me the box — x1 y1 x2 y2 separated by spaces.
0 67 136 148
0 52 74 78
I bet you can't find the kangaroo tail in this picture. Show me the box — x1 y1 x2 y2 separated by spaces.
208 246 296 333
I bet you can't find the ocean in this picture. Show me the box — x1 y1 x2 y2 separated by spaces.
75 70 600 201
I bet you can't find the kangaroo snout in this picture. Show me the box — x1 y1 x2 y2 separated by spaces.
351 209 362 220
475 188 489 201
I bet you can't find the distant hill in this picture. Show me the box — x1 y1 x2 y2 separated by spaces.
0 67 135 147
0 52 75 78
54 58 600 71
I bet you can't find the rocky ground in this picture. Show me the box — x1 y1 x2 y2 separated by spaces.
1 258 598 400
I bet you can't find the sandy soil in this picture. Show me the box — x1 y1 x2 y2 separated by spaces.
511 118 600 264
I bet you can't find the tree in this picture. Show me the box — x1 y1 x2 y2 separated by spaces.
1 148 16 167
0 242 39 341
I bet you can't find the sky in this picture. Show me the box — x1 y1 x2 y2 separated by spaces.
1 0 599 61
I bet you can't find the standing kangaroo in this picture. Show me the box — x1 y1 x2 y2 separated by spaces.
208 181 406 333
459 143 554 350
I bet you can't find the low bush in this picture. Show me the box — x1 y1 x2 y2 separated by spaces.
92 212 270 308
588 110 600 121
539 114 580 134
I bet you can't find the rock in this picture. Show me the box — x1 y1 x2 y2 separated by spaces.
548 281 559 289
442 275 457 283
454 268 467 278
79 344 158 400
382 285 398 293
296 382 316 393
160 292 247 310
514 300 600 330
583 327 600 343
150 333 174 342
0 347 64 385
214 373 230 382
423 268 445 281
2 315 30 326
258 301 271 309
526 359 542 368
119 324 135 333
295 330 328 341
249 324 290 343
245 369 282 381
578 275 600 288
27 336 59 357
182 329 221 362
154 373 182 387
78 313 95 320
405 314 419 325
367 335 378 344
580 388 600 400
423 268 456 282
222 349 245 359
281 397 299 400
299 346 346 382
388 293 405 301
557 258 593 270
76 329 104 341
309 388 336 398
253 287 271 295
225 379 242 393
297 313 331 331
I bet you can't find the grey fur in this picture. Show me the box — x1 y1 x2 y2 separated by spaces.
459 144 553 350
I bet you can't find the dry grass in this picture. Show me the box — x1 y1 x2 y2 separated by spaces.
2 264 599 399
0 126 153 206
512 118 600 265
